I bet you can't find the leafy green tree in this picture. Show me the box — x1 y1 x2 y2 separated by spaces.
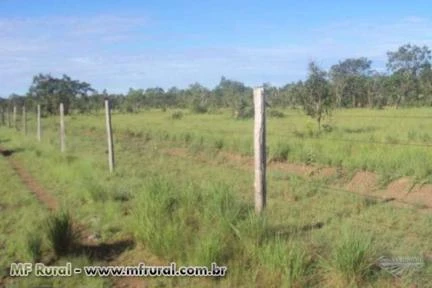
185 83 210 113
28 74 95 115
386 44 431 107
302 62 333 130
214 76 252 113
330 58 371 107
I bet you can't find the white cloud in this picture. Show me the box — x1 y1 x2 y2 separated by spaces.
1 13 432 96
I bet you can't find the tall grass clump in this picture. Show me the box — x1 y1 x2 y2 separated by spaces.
26 233 43 262
270 142 291 162
257 238 312 287
46 211 79 257
131 177 196 260
321 228 376 287
213 138 224 150
131 177 250 265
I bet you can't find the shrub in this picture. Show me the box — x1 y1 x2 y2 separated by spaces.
271 142 290 162
214 139 224 150
322 124 333 132
171 111 183 120
234 106 254 119
268 109 285 118
191 103 208 114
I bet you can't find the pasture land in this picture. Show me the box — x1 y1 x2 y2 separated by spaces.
1 108 432 287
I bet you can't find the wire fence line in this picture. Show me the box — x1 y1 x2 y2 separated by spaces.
273 130 432 148
1 106 431 230
2 106 432 148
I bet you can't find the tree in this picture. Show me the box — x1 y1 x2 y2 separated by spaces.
214 76 252 113
302 62 333 130
330 57 371 107
365 70 386 108
419 65 432 105
386 44 432 107
28 74 95 115
185 83 210 113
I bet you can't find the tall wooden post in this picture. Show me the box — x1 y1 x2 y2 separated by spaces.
105 98 115 173
22 106 27 135
60 103 65 153
13 106 17 130
37 105 41 142
253 87 266 214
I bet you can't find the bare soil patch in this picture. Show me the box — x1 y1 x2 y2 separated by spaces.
163 147 432 209
0 146 144 287
346 171 379 194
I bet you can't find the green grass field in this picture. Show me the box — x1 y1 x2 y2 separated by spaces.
1 108 432 287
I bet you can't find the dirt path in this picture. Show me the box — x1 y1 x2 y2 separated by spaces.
0 146 146 288
0 147 59 211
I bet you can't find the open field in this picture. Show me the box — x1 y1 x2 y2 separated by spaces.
38 107 432 182
1 107 432 287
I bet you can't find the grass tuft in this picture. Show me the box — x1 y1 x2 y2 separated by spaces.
321 228 376 287
46 211 79 257
26 233 43 262
271 142 291 162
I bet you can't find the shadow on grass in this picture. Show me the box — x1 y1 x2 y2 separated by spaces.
0 148 24 157
264 221 325 240
72 239 135 261
342 126 379 134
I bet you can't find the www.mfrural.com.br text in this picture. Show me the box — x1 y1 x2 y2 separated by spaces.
10 262 227 277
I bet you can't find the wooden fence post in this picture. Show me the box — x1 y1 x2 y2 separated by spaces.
60 103 65 153
37 105 41 142
22 106 27 135
13 106 17 130
105 98 115 173
253 87 266 214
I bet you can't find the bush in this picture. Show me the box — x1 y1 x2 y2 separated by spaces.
171 111 183 120
268 109 285 118
214 139 224 150
234 106 254 119
271 142 290 162
322 124 333 132
191 103 208 114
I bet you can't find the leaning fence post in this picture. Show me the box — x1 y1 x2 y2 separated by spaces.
37 104 41 142
253 87 266 214
22 106 27 135
105 98 115 173
60 103 65 153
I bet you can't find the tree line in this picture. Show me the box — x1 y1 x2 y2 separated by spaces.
1 43 431 123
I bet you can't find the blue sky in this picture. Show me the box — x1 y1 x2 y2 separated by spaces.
1 0 432 96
